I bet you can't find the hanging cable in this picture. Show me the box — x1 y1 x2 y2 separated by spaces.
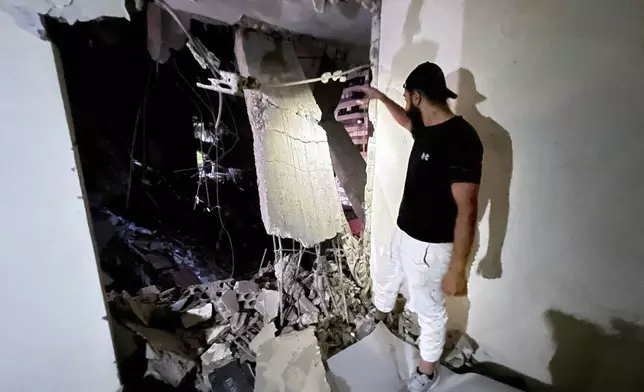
158 0 236 277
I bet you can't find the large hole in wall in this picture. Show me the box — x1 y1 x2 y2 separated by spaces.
46 12 370 387
48 16 275 288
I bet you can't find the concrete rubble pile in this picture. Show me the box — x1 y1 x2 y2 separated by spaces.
107 231 373 391
95 209 229 294
99 208 474 390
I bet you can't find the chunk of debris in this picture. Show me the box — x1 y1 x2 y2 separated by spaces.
214 289 239 320
145 345 196 387
254 289 280 322
205 324 230 345
254 327 331 392
143 252 174 270
234 280 259 294
126 322 195 359
122 291 156 326
201 343 233 367
173 266 202 287
138 285 161 297
230 312 249 334
181 303 214 328
249 322 277 354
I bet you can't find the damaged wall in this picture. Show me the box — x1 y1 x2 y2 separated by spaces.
371 0 644 390
164 0 373 44
0 10 120 392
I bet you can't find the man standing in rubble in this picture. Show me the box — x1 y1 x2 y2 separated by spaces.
358 62 482 392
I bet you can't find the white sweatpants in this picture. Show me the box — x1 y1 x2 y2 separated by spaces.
371 228 453 362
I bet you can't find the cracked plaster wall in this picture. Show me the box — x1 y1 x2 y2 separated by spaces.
235 30 345 247
0 10 120 391
371 0 644 387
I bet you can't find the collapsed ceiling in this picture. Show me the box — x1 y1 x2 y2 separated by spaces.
1 0 377 44
163 0 375 44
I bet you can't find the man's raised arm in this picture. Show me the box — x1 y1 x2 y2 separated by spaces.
357 85 411 132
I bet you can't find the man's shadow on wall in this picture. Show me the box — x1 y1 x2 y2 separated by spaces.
449 68 513 281
443 69 513 338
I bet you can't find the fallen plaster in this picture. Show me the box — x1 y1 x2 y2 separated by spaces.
0 0 131 38
255 327 331 392
234 29 345 247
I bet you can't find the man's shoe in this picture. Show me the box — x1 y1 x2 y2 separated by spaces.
398 369 440 392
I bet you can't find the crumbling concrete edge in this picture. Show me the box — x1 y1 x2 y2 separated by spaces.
362 3 382 260
1 0 132 39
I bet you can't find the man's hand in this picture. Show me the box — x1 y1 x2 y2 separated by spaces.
355 85 412 132
356 85 384 103
441 268 467 296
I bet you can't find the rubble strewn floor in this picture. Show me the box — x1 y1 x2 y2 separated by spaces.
104 210 377 390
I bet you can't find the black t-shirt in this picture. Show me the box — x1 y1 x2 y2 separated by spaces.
397 116 483 243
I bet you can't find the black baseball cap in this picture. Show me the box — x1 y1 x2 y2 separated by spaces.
404 62 457 100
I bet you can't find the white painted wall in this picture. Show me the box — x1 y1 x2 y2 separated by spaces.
0 11 120 392
372 0 644 390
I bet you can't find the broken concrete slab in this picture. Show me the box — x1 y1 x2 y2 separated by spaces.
123 292 156 326
230 312 249 334
205 324 230 345
181 303 214 328
172 266 202 287
143 252 174 270
254 327 331 392
138 285 161 297
255 289 280 322
145 345 196 388
249 322 277 354
127 322 194 359
235 280 259 294
214 289 239 320
234 29 345 247
201 343 233 367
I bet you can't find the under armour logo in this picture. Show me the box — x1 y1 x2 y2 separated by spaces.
420 152 430 161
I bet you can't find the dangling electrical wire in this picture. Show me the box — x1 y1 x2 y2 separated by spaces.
158 0 237 278
126 61 154 209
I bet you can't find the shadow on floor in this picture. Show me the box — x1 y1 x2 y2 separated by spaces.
454 310 644 391
545 309 644 392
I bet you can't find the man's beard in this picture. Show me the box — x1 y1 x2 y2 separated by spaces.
405 105 423 129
